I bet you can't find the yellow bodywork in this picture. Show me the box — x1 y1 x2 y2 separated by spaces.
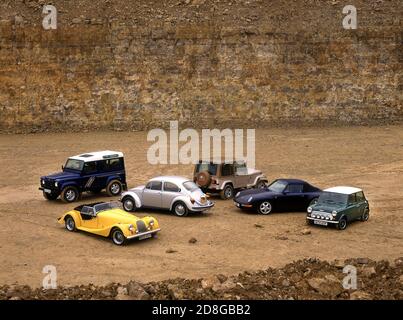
58 208 160 239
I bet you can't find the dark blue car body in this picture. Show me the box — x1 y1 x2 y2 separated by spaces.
233 179 322 214
39 151 127 202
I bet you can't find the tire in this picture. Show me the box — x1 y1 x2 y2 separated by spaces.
337 217 348 230
308 198 319 208
65 216 76 232
111 228 126 246
361 209 369 222
306 219 313 226
43 192 59 200
61 186 80 203
106 180 122 197
220 184 234 200
257 201 273 215
255 180 267 189
122 196 136 212
172 201 188 217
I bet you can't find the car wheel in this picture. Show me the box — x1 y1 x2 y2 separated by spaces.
361 209 369 222
306 219 313 226
122 197 136 212
255 180 267 189
43 192 58 200
258 201 272 215
173 201 188 217
220 184 234 200
337 217 348 230
61 186 80 203
308 198 319 208
106 180 122 197
65 216 76 232
111 228 126 246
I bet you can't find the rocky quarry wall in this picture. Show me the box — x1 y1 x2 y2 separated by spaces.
0 0 401 132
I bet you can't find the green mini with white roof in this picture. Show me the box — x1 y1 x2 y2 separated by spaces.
306 186 370 230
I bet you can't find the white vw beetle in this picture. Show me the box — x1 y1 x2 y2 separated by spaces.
120 176 214 217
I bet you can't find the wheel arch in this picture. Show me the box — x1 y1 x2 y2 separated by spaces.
121 191 142 208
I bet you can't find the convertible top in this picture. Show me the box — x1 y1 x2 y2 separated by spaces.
74 202 104 211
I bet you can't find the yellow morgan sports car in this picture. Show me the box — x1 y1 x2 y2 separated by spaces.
57 202 160 245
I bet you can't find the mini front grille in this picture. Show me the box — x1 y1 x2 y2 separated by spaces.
312 211 332 219
136 220 147 233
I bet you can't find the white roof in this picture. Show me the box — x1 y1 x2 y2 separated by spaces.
324 186 362 195
69 150 123 162
150 176 191 184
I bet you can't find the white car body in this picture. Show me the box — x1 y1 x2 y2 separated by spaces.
120 176 214 216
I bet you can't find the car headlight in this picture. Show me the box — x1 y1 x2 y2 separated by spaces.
236 192 240 197
149 219 154 226
54 181 58 187
247 196 253 203
41 179 45 185
128 224 134 231
307 207 312 213
332 210 337 216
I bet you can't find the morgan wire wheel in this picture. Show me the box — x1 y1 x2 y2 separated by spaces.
65 216 76 232
111 228 126 245
122 197 136 212
61 186 80 203
106 180 122 196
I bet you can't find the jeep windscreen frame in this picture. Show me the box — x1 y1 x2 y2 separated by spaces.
64 158 84 172
195 163 217 175
317 192 348 206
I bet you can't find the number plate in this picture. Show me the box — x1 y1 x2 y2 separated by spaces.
138 233 152 240
44 188 52 194
314 220 328 226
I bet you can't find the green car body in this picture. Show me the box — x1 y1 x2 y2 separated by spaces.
306 186 370 230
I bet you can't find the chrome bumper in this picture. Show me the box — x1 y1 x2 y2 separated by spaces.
127 228 161 240
306 217 339 224
192 202 214 211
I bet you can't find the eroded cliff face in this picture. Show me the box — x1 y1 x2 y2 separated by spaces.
0 0 401 132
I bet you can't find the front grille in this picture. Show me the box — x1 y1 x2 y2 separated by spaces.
42 179 55 189
136 220 147 233
312 211 332 220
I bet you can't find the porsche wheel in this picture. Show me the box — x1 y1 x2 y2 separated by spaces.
65 216 76 232
122 197 136 212
258 201 272 215
173 201 188 217
106 180 122 197
111 229 126 246
61 186 80 203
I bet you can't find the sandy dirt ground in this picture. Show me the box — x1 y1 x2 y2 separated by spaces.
0 126 402 287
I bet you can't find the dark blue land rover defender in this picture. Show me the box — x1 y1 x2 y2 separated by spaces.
39 151 127 203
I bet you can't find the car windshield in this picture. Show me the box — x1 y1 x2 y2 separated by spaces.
317 192 348 206
93 202 120 214
64 159 84 171
267 180 287 192
183 181 200 192
195 163 217 175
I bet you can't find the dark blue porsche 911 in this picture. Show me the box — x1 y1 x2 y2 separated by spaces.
233 179 322 215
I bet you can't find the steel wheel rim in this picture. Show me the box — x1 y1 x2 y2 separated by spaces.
257 182 265 189
124 199 134 211
66 189 76 201
175 204 186 216
113 231 124 244
259 202 272 214
111 183 120 195
224 187 233 198
340 219 347 229
363 212 369 221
